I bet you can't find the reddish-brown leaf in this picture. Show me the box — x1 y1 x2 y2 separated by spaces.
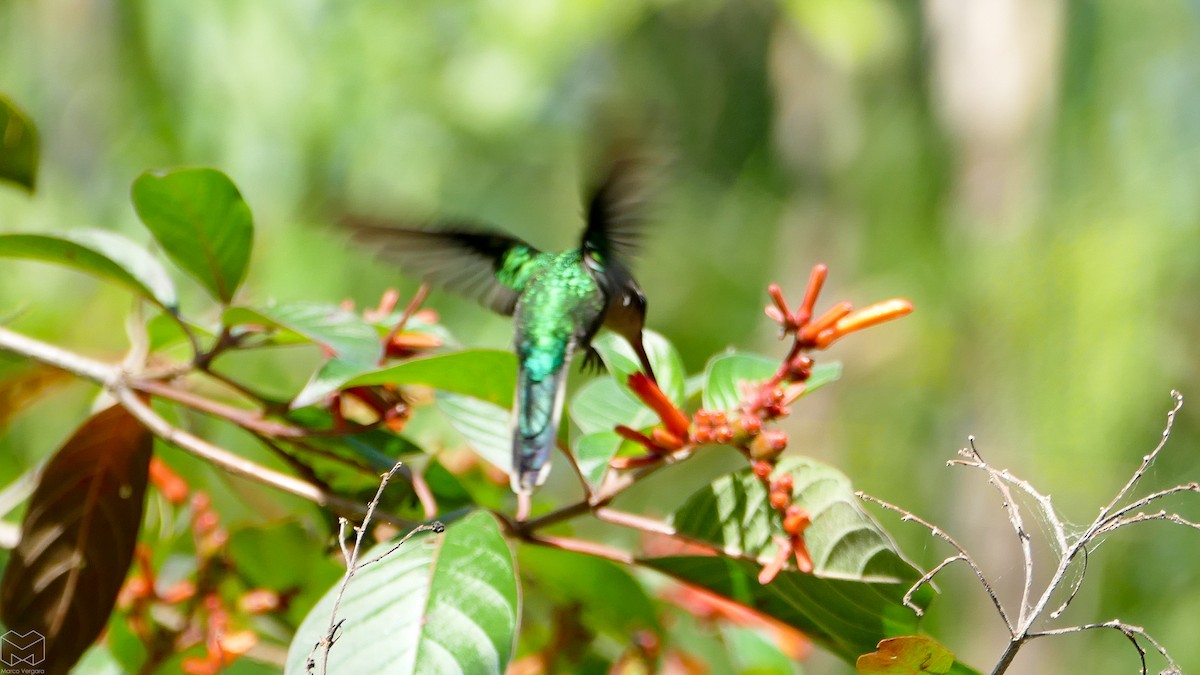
0 404 152 675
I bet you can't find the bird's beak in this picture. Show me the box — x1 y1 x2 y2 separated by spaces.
633 333 657 383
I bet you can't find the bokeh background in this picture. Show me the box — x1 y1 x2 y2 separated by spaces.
2 1 1199 672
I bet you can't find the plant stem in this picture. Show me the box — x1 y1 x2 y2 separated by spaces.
0 324 415 529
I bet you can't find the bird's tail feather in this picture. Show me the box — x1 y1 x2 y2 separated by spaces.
511 358 569 494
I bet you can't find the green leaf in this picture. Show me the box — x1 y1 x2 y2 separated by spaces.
703 352 842 412
569 376 654 435
0 405 152 675
423 460 477 511
132 167 253 303
592 328 685 403
0 95 38 193
224 303 382 366
650 456 932 666
567 356 664 488
0 230 178 309
518 546 662 639
145 313 213 351
285 511 518 674
703 353 777 412
436 392 512 475
292 357 376 408
642 555 925 665
722 624 802 674
856 636 957 674
329 350 518 409
573 431 622 487
670 456 916 581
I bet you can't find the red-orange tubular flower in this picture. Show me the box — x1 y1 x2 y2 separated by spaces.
627 372 691 440
815 298 914 348
764 264 914 361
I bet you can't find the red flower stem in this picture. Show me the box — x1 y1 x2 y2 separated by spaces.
616 424 658 450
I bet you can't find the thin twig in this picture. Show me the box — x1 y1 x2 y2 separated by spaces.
1049 544 1088 619
285 438 380 476
515 463 665 534
0 325 120 386
253 434 331 491
112 387 418 529
1028 620 1180 675
1095 510 1200 536
523 533 635 565
1102 391 1184 519
858 492 1014 631
958 438 1036 627
133 378 377 438
309 462 438 674
558 438 594 501
1094 483 1200 534
948 457 1069 555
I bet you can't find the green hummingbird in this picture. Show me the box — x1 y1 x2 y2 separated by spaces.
351 161 656 494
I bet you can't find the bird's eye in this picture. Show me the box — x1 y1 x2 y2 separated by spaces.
584 249 604 271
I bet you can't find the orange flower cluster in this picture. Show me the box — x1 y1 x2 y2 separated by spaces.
752 461 813 580
608 264 912 581
765 264 913 351
120 460 287 673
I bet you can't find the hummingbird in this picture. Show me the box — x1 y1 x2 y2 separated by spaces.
350 160 656 495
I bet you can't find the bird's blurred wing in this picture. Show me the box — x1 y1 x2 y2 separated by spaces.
348 218 542 316
580 156 650 265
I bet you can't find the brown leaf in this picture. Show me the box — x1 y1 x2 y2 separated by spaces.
856 636 956 674
0 404 152 675
0 365 72 431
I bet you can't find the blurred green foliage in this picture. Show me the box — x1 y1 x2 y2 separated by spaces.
2 0 1199 672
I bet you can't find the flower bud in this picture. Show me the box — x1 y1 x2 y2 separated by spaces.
752 461 773 480
769 489 790 510
782 505 811 536
738 414 762 435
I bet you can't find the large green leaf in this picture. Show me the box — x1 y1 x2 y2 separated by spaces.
518 546 662 639
592 329 685 404
573 430 623 488
651 457 933 665
569 376 654 436
642 555 925 665
224 303 382 365
327 350 518 409
703 352 842 413
436 392 512 475
131 168 253 303
0 95 38 193
670 456 916 581
285 511 518 674
0 230 178 309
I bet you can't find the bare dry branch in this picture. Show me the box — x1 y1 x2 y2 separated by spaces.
857 491 1014 632
1029 619 1181 675
1103 390 1184 519
310 462 442 674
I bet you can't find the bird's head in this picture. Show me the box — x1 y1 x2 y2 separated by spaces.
607 280 656 383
